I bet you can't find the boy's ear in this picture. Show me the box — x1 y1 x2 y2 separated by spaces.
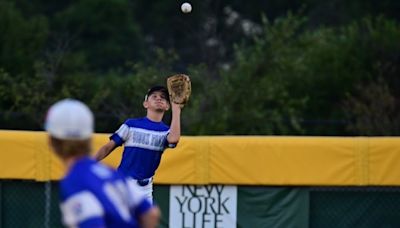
143 100 148 109
165 102 170 111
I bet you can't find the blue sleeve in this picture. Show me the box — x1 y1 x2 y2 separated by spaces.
110 120 132 146
79 217 106 228
110 133 124 147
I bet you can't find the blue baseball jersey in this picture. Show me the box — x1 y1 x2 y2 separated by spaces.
110 117 176 179
59 157 152 228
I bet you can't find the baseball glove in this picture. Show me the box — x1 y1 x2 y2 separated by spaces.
167 74 191 107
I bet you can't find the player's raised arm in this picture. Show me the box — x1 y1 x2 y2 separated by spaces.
167 102 181 144
166 74 191 144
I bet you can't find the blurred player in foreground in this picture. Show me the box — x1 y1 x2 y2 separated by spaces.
45 98 160 228
94 86 182 203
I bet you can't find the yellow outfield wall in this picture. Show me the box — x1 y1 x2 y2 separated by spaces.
1 130 400 186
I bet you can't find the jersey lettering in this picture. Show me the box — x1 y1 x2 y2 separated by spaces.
124 127 168 151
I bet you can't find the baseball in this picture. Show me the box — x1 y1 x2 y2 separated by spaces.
181 2 192 13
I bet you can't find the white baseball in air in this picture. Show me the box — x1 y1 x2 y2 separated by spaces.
181 2 192 13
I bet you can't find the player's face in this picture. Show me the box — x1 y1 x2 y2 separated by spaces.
146 91 169 111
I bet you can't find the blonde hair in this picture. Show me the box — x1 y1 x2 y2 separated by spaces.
49 136 92 159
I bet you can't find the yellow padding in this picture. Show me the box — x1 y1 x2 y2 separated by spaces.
1 130 400 185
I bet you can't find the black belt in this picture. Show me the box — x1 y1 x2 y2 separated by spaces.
137 178 152 186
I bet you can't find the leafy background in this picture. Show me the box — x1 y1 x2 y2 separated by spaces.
0 0 399 136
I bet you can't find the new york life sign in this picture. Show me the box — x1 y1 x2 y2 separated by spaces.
169 185 237 228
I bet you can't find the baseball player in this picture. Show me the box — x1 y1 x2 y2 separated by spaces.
94 86 182 203
45 99 160 228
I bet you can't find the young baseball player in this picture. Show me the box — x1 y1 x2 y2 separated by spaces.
94 86 182 203
45 99 160 228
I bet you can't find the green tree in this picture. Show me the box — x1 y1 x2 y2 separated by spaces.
201 14 400 135
192 13 309 135
344 78 400 135
52 0 144 72
342 17 400 135
0 1 48 75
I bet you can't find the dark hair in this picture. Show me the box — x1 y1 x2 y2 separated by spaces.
145 85 170 101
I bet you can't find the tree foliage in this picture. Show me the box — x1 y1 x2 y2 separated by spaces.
0 0 399 135
198 14 400 135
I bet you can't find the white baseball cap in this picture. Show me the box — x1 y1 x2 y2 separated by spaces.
45 99 94 140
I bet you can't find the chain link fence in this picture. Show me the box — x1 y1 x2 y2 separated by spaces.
1 181 400 227
0 180 62 228
310 187 400 228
